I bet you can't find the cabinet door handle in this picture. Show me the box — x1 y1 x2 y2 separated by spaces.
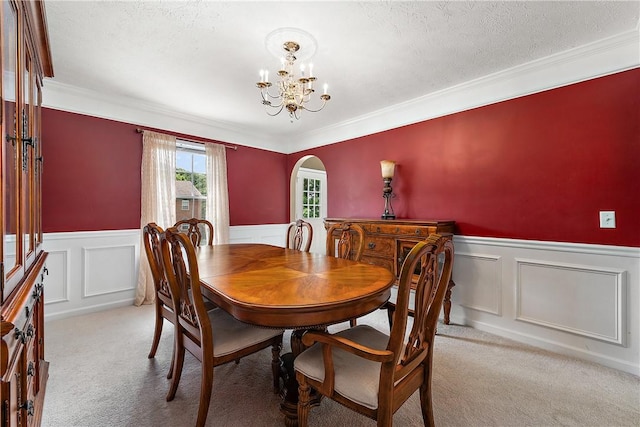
27 362 35 377
32 287 41 302
15 328 27 344
20 400 34 416
368 242 376 249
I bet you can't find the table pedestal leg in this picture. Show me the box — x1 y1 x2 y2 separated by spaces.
279 330 322 426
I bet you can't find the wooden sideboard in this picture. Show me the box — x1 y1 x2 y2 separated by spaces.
324 218 456 323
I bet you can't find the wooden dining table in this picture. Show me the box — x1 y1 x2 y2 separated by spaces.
193 243 396 426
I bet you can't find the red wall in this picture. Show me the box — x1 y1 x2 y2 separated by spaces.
289 69 640 247
41 109 288 232
42 70 639 245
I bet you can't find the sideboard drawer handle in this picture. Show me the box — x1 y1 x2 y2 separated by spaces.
368 242 376 249
415 229 421 235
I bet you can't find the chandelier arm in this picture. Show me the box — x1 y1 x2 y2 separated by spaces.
300 100 328 113
264 87 283 100
265 105 285 117
266 98 284 108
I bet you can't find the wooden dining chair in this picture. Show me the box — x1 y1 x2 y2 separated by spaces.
160 227 285 427
326 222 366 326
325 222 365 262
286 219 313 252
385 234 455 328
142 223 176 379
174 218 214 247
294 234 454 427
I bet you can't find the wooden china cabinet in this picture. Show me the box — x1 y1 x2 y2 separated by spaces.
1 1 53 426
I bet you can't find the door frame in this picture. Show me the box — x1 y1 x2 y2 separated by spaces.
290 156 327 254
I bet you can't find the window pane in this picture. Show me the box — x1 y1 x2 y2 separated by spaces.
176 146 207 223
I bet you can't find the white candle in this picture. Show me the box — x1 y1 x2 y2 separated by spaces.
259 69 264 82
265 70 269 83
309 63 313 77
323 83 328 95
300 64 305 76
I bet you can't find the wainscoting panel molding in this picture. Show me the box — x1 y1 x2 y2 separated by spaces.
82 244 137 297
43 249 70 304
229 224 289 246
43 230 140 321
515 258 625 345
454 252 502 316
451 236 639 375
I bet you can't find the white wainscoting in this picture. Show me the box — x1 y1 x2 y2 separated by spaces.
450 236 639 376
42 227 639 375
43 230 141 319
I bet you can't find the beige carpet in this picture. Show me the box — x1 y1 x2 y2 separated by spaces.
42 304 639 427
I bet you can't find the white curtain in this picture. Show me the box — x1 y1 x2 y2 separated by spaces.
205 143 230 244
135 131 177 306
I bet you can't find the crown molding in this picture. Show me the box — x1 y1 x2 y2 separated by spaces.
42 29 639 155
286 28 640 153
41 82 285 153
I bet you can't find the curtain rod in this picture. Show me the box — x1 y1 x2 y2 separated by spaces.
135 128 238 151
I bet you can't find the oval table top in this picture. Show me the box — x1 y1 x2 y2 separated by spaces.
195 244 395 329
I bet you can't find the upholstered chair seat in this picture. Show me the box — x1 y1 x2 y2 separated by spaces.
294 325 389 410
207 308 284 358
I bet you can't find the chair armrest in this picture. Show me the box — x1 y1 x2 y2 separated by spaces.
302 330 394 363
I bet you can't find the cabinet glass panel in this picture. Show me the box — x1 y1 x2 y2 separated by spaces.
22 53 33 260
2 0 19 279
35 80 42 244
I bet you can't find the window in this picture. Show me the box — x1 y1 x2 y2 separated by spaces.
302 177 322 219
176 142 207 221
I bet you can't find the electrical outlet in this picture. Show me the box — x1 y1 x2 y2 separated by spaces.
599 211 616 228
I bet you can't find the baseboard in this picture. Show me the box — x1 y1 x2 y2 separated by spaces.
44 298 135 322
455 316 639 376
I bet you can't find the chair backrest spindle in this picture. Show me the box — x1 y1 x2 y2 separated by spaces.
325 222 365 261
286 219 313 252
174 218 214 247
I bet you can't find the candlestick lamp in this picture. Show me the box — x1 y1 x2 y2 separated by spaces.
380 160 396 220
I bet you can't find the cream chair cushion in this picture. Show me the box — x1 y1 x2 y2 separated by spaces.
209 308 284 358
294 325 389 410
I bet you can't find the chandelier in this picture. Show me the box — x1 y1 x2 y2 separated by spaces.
256 40 330 120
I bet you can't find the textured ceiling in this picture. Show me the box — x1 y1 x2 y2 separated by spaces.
44 1 639 142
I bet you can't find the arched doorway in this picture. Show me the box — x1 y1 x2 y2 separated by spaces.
290 156 327 254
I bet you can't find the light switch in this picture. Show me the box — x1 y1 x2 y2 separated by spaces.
599 211 616 228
